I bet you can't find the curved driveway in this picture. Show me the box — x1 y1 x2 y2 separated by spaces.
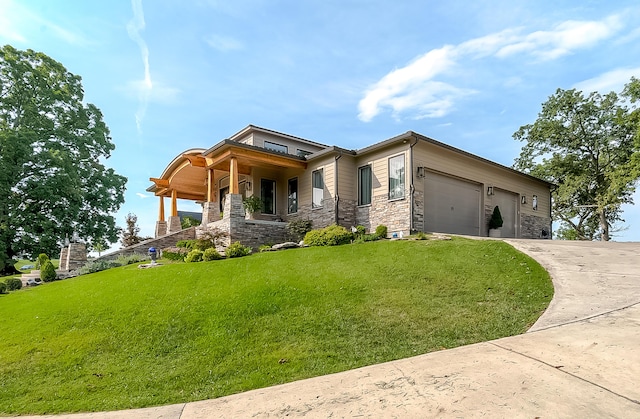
24 240 640 418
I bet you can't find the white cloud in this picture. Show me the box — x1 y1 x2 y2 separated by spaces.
574 67 640 94
358 14 626 122
136 192 151 199
127 0 152 134
205 34 244 52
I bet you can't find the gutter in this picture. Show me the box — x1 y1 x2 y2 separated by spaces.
334 153 342 225
409 135 419 233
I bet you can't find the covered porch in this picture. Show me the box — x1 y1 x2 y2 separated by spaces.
147 141 308 238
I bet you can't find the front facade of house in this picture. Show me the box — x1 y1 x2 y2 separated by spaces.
148 126 552 249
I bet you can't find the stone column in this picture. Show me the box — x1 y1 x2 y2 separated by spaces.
59 247 69 271
202 201 220 224
155 220 168 237
167 215 182 233
66 243 87 271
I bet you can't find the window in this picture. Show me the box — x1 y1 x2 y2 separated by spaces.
388 155 405 200
288 178 298 214
297 149 313 157
312 169 323 208
264 141 288 154
358 165 372 206
260 179 276 214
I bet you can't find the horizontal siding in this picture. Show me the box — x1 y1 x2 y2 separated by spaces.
253 132 325 156
356 144 409 200
413 142 551 217
338 156 357 200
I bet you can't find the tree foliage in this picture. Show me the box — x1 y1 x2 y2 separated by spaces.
0 45 127 273
514 78 640 241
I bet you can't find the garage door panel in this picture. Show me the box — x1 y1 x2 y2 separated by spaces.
493 189 518 238
424 172 481 236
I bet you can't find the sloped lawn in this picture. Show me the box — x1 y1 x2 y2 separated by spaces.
0 238 552 415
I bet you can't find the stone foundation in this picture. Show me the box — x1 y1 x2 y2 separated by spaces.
356 193 410 236
155 220 167 237
412 189 424 233
202 202 220 224
167 215 182 234
521 213 552 239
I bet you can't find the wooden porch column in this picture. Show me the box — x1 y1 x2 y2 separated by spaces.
171 189 178 216
158 196 165 221
207 169 215 202
229 157 239 194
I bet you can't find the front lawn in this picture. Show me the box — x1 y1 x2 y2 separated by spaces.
0 238 552 415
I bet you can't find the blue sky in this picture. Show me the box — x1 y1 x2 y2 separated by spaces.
2 0 640 242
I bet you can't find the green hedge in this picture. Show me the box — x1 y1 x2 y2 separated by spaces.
303 224 353 246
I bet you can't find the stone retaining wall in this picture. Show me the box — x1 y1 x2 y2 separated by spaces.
96 227 196 262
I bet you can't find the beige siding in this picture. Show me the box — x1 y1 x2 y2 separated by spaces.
413 142 550 217
337 155 357 201
356 143 409 201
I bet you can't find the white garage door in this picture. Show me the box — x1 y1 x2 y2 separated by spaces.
492 189 518 238
424 172 481 236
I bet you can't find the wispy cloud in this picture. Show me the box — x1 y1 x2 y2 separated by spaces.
574 67 640 94
205 34 244 52
358 14 624 122
136 192 151 199
127 0 152 134
0 0 87 45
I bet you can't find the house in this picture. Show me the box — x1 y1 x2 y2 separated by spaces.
147 125 552 248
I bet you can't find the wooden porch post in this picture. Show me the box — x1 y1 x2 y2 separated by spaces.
207 169 215 202
158 196 165 221
229 157 239 194
171 189 178 216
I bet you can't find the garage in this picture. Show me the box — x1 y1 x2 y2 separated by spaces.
492 189 518 238
423 171 481 236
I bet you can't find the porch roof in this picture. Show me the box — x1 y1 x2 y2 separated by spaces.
147 141 308 201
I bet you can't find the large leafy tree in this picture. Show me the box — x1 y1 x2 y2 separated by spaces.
0 45 127 273
513 78 640 241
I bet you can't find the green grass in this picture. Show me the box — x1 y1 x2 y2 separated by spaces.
0 238 553 415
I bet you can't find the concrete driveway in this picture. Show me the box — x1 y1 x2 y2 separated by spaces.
23 240 640 418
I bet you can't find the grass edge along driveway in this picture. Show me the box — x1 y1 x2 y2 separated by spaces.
0 238 552 415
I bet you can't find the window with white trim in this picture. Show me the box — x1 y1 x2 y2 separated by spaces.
358 165 372 206
312 169 324 208
388 155 405 200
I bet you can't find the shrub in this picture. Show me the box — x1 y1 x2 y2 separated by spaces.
287 219 313 242
185 249 204 263
303 224 354 246
203 248 223 261
77 259 120 275
375 225 388 239
40 260 57 282
489 206 503 229
415 231 428 240
176 240 193 248
0 282 6 294
161 247 189 261
258 244 272 252
116 254 146 265
226 242 252 258
35 253 49 269
5 277 22 291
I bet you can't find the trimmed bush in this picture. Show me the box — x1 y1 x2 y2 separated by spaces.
40 260 57 282
375 225 388 239
176 240 193 248
161 247 189 261
203 248 223 261
77 259 120 275
5 277 22 291
489 206 504 229
287 219 313 241
258 244 272 253
185 249 204 263
303 224 354 246
226 242 251 258
0 281 6 294
36 253 49 269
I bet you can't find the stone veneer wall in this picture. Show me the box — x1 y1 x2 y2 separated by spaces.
286 198 336 230
197 194 290 251
356 193 411 236
521 213 552 239
96 227 196 262
412 189 424 233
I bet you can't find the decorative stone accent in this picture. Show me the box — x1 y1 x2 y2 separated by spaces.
356 192 410 236
167 215 182 234
412 189 424 233
521 213 552 239
155 220 167 237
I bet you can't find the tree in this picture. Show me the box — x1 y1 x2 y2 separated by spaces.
514 79 640 241
120 213 150 247
0 45 127 274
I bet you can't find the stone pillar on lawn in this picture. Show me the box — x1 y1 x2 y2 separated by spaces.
65 243 87 271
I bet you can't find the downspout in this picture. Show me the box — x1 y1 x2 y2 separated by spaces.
334 153 342 225
409 135 419 234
